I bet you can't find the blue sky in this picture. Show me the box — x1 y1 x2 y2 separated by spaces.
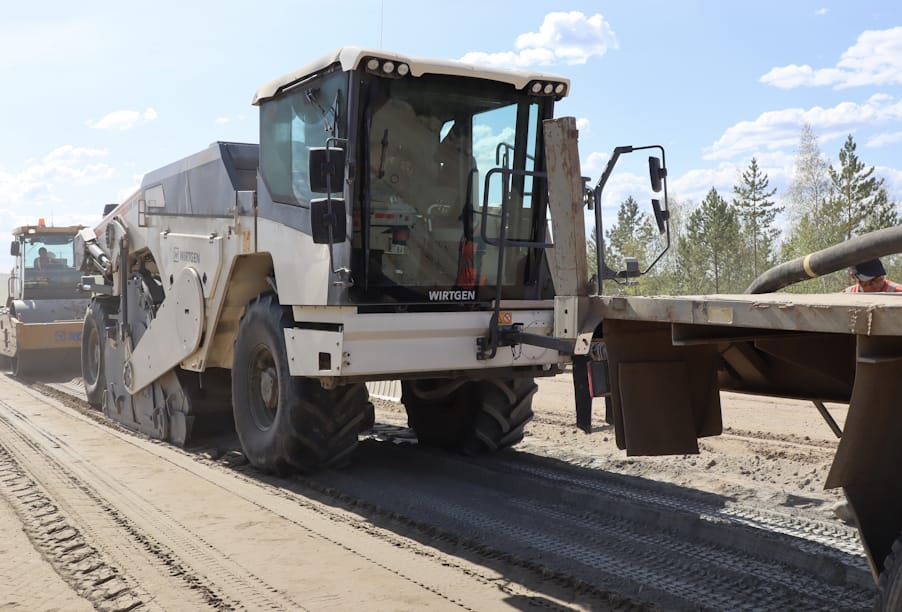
1 1 901 268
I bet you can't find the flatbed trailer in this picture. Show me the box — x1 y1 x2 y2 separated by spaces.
589 291 902 595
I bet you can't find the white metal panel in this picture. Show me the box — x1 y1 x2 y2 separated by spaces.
257 217 330 306
128 267 205 393
158 232 224 298
284 328 343 376
284 308 563 377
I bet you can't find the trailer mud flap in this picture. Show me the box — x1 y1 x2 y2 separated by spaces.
603 318 722 456
825 334 902 577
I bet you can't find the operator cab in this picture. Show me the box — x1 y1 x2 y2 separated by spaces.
254 48 569 308
9 225 84 302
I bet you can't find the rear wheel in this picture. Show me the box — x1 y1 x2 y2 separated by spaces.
81 302 106 408
876 534 902 610
232 294 370 474
402 377 537 454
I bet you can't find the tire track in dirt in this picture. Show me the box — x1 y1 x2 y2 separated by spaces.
0 443 145 611
37 378 875 610
0 399 282 611
32 380 599 610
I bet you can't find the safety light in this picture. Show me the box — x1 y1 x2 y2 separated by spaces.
531 82 542 93
363 57 410 79
392 227 410 243
38 218 46 227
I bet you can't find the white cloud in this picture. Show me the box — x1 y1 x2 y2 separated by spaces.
87 108 158 131
761 26 902 89
815 8 829 15
704 94 902 160
866 131 902 147
0 146 114 217
581 151 609 177
460 12 618 68
576 117 591 134
877 165 902 198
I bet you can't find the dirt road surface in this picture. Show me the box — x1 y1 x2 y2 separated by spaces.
0 371 876 610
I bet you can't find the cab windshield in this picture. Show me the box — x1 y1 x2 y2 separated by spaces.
20 234 82 299
354 73 549 304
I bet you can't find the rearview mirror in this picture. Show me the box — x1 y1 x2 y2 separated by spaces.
9 241 18 257
310 198 347 244
651 199 668 235
648 156 666 193
308 147 346 194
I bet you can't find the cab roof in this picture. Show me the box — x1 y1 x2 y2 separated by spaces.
12 225 85 237
252 47 570 105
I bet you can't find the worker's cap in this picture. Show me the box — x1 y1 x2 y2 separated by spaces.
851 258 886 281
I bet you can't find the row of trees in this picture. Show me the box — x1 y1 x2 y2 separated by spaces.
592 125 899 295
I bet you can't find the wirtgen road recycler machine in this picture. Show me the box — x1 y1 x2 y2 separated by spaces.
76 48 656 473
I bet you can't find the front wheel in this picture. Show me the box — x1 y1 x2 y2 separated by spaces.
232 294 370 474
81 302 106 408
12 351 35 378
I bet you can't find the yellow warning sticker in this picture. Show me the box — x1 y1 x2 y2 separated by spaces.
498 311 513 325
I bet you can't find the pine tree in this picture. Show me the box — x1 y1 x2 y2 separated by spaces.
861 186 899 233
732 157 781 284
604 196 654 275
679 188 742 293
829 134 884 240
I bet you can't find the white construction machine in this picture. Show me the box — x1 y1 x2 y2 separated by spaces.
75 48 621 473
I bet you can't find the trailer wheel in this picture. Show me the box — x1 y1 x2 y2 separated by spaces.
876 534 902 610
402 378 536 454
81 302 106 409
401 379 475 448
232 294 369 474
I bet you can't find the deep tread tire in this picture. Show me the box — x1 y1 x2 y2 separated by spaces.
232 294 369 474
401 379 475 449
81 302 106 409
402 377 536 454
876 534 902 610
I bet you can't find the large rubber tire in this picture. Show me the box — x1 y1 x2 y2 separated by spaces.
876 534 902 610
232 294 370 474
81 302 106 409
401 379 475 449
402 377 537 454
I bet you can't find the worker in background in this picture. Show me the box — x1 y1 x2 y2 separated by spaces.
34 247 50 270
841 258 902 293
